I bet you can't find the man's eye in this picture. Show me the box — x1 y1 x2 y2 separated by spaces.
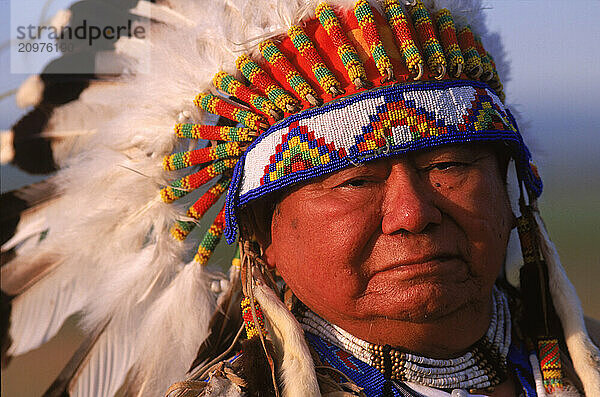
339 178 371 188
424 161 469 171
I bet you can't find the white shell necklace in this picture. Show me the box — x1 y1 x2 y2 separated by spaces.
297 286 511 392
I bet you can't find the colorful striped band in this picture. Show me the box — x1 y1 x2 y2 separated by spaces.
224 80 540 243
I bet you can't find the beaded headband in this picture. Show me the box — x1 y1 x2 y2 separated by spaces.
160 0 542 258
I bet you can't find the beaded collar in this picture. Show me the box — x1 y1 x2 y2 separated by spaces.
297 287 512 392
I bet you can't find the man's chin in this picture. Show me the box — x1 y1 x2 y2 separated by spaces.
358 280 483 324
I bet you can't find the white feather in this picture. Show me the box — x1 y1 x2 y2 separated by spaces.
1 211 48 253
7 261 82 356
534 212 600 397
132 263 215 397
70 322 136 397
130 1 195 27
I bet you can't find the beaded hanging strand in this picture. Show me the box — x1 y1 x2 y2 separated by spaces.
174 124 258 142
486 53 505 102
316 2 368 88
354 0 394 82
241 296 268 339
194 92 269 131
474 36 494 82
194 207 226 265
236 54 300 113
383 0 424 80
160 159 237 203
407 0 446 79
434 8 464 78
170 176 231 241
287 25 343 96
212 71 280 120
162 142 243 171
259 39 320 106
456 25 483 79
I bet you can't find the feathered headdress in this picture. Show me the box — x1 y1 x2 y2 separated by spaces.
2 0 598 396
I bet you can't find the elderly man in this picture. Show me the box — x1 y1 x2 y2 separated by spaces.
2 0 599 396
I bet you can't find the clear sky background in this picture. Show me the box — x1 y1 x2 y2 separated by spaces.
1 1 599 394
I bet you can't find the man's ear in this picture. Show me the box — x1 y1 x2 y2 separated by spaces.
238 200 276 269
262 244 277 270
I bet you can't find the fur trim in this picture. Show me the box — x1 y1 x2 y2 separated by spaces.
252 271 320 397
534 212 600 397
239 337 278 397
547 386 583 397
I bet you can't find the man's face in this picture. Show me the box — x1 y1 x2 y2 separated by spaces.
263 144 514 339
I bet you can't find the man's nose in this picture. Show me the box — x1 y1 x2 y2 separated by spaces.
381 162 442 235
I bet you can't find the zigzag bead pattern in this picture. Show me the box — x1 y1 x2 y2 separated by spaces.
538 338 565 393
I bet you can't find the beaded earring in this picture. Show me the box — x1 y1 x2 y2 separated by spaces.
517 192 566 394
